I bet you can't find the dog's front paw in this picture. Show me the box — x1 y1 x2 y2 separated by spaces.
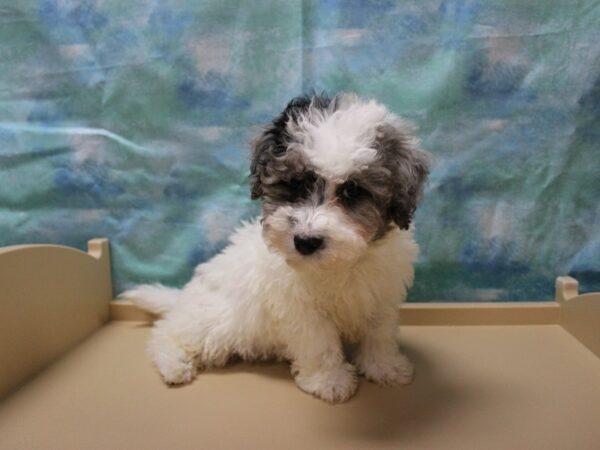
293 363 358 403
358 352 414 386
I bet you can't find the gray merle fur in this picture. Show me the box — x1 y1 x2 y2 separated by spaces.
249 93 430 238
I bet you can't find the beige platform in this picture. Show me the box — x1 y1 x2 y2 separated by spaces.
1 240 600 450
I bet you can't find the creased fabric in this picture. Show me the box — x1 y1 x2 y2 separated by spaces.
1 0 599 301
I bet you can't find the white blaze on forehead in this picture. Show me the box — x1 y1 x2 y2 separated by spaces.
287 95 394 178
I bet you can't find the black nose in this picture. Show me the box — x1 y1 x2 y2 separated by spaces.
294 235 325 255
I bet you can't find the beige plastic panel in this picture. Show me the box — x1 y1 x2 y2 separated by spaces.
400 301 559 325
1 322 600 450
0 239 112 398
556 276 600 359
110 299 561 325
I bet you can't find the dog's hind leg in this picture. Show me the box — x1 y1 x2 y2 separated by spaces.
146 298 238 384
146 320 198 385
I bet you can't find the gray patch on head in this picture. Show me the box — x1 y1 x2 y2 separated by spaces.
332 122 430 239
250 93 430 235
250 94 333 216
374 123 431 230
336 166 394 239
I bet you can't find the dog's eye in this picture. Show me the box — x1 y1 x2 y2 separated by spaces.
288 178 303 190
272 177 309 201
271 145 287 156
277 178 303 194
341 180 363 201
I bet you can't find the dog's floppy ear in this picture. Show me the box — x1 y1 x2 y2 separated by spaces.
249 127 275 199
377 122 431 230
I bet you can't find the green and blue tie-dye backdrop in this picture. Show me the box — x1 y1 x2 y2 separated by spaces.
1 1 599 301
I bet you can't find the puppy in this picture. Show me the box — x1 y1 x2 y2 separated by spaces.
121 93 430 403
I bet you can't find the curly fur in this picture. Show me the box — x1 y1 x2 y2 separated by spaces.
121 93 430 403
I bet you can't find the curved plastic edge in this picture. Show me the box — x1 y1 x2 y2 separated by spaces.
0 238 113 399
555 276 579 302
556 276 600 359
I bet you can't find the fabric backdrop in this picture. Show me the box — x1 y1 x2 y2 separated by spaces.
1 0 599 301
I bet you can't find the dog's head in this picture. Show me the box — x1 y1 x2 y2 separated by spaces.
250 93 430 268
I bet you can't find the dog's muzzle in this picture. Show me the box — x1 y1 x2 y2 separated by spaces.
293 235 325 255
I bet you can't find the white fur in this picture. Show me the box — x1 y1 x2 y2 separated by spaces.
287 93 415 179
262 202 368 269
121 220 418 403
121 93 426 403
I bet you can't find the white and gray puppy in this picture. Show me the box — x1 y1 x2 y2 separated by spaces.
121 93 430 403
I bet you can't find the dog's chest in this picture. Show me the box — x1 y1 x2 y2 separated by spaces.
323 289 376 340
316 242 414 339
308 267 399 340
